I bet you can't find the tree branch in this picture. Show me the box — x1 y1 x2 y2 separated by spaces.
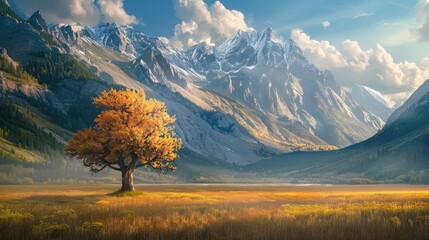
107 165 121 171
91 164 109 173
94 158 122 172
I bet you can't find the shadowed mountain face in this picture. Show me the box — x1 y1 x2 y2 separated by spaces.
28 10 48 32
249 80 429 183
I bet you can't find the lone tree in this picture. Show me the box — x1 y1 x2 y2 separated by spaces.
65 88 182 192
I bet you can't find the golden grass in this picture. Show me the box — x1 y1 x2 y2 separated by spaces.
0 184 429 240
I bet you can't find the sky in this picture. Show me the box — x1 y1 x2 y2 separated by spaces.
8 0 429 103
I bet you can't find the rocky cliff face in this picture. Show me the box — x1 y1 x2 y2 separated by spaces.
85 23 136 57
50 24 84 50
28 10 48 32
0 77 63 112
0 15 51 61
186 28 387 147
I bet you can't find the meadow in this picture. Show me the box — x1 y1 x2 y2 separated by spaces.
0 184 429 240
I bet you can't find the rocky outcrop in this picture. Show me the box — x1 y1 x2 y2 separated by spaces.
0 48 18 70
0 78 64 113
28 10 48 32
0 15 50 61
50 24 87 50
86 23 135 56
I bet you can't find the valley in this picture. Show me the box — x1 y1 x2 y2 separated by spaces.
0 0 428 184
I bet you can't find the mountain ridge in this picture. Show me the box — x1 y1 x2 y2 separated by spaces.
0 6 409 184
60 22 393 150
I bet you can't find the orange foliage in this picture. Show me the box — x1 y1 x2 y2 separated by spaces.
65 88 182 190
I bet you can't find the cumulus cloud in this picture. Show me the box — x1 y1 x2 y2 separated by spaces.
415 0 429 41
13 0 138 26
321 21 330 29
291 29 429 102
13 0 101 26
98 0 138 25
170 0 252 49
290 29 348 69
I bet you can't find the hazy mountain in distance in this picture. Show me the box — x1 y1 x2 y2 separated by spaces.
249 79 429 183
349 84 395 122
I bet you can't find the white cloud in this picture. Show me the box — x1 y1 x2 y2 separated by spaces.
415 0 429 41
98 0 138 25
13 0 138 26
290 29 347 69
322 21 330 29
291 29 429 102
14 0 101 26
353 13 372 19
158 37 170 45
170 0 252 49
382 29 416 46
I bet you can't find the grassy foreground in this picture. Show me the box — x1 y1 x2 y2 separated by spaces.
0 184 429 240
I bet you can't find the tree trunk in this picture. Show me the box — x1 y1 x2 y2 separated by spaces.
121 169 135 192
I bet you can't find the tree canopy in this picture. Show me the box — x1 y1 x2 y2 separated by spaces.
65 88 182 191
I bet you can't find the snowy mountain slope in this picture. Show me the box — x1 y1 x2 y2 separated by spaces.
47 19 392 160
85 24 205 83
202 28 387 147
47 22 265 164
349 85 394 122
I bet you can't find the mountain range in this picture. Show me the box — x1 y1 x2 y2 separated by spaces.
2 1 427 184
50 19 395 160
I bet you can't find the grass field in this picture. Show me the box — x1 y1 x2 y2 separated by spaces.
0 184 429 240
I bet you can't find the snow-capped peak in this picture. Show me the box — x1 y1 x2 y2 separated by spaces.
349 84 395 122
214 27 308 70
52 23 83 32
352 85 394 109
70 24 83 32
186 42 213 59
259 27 283 44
